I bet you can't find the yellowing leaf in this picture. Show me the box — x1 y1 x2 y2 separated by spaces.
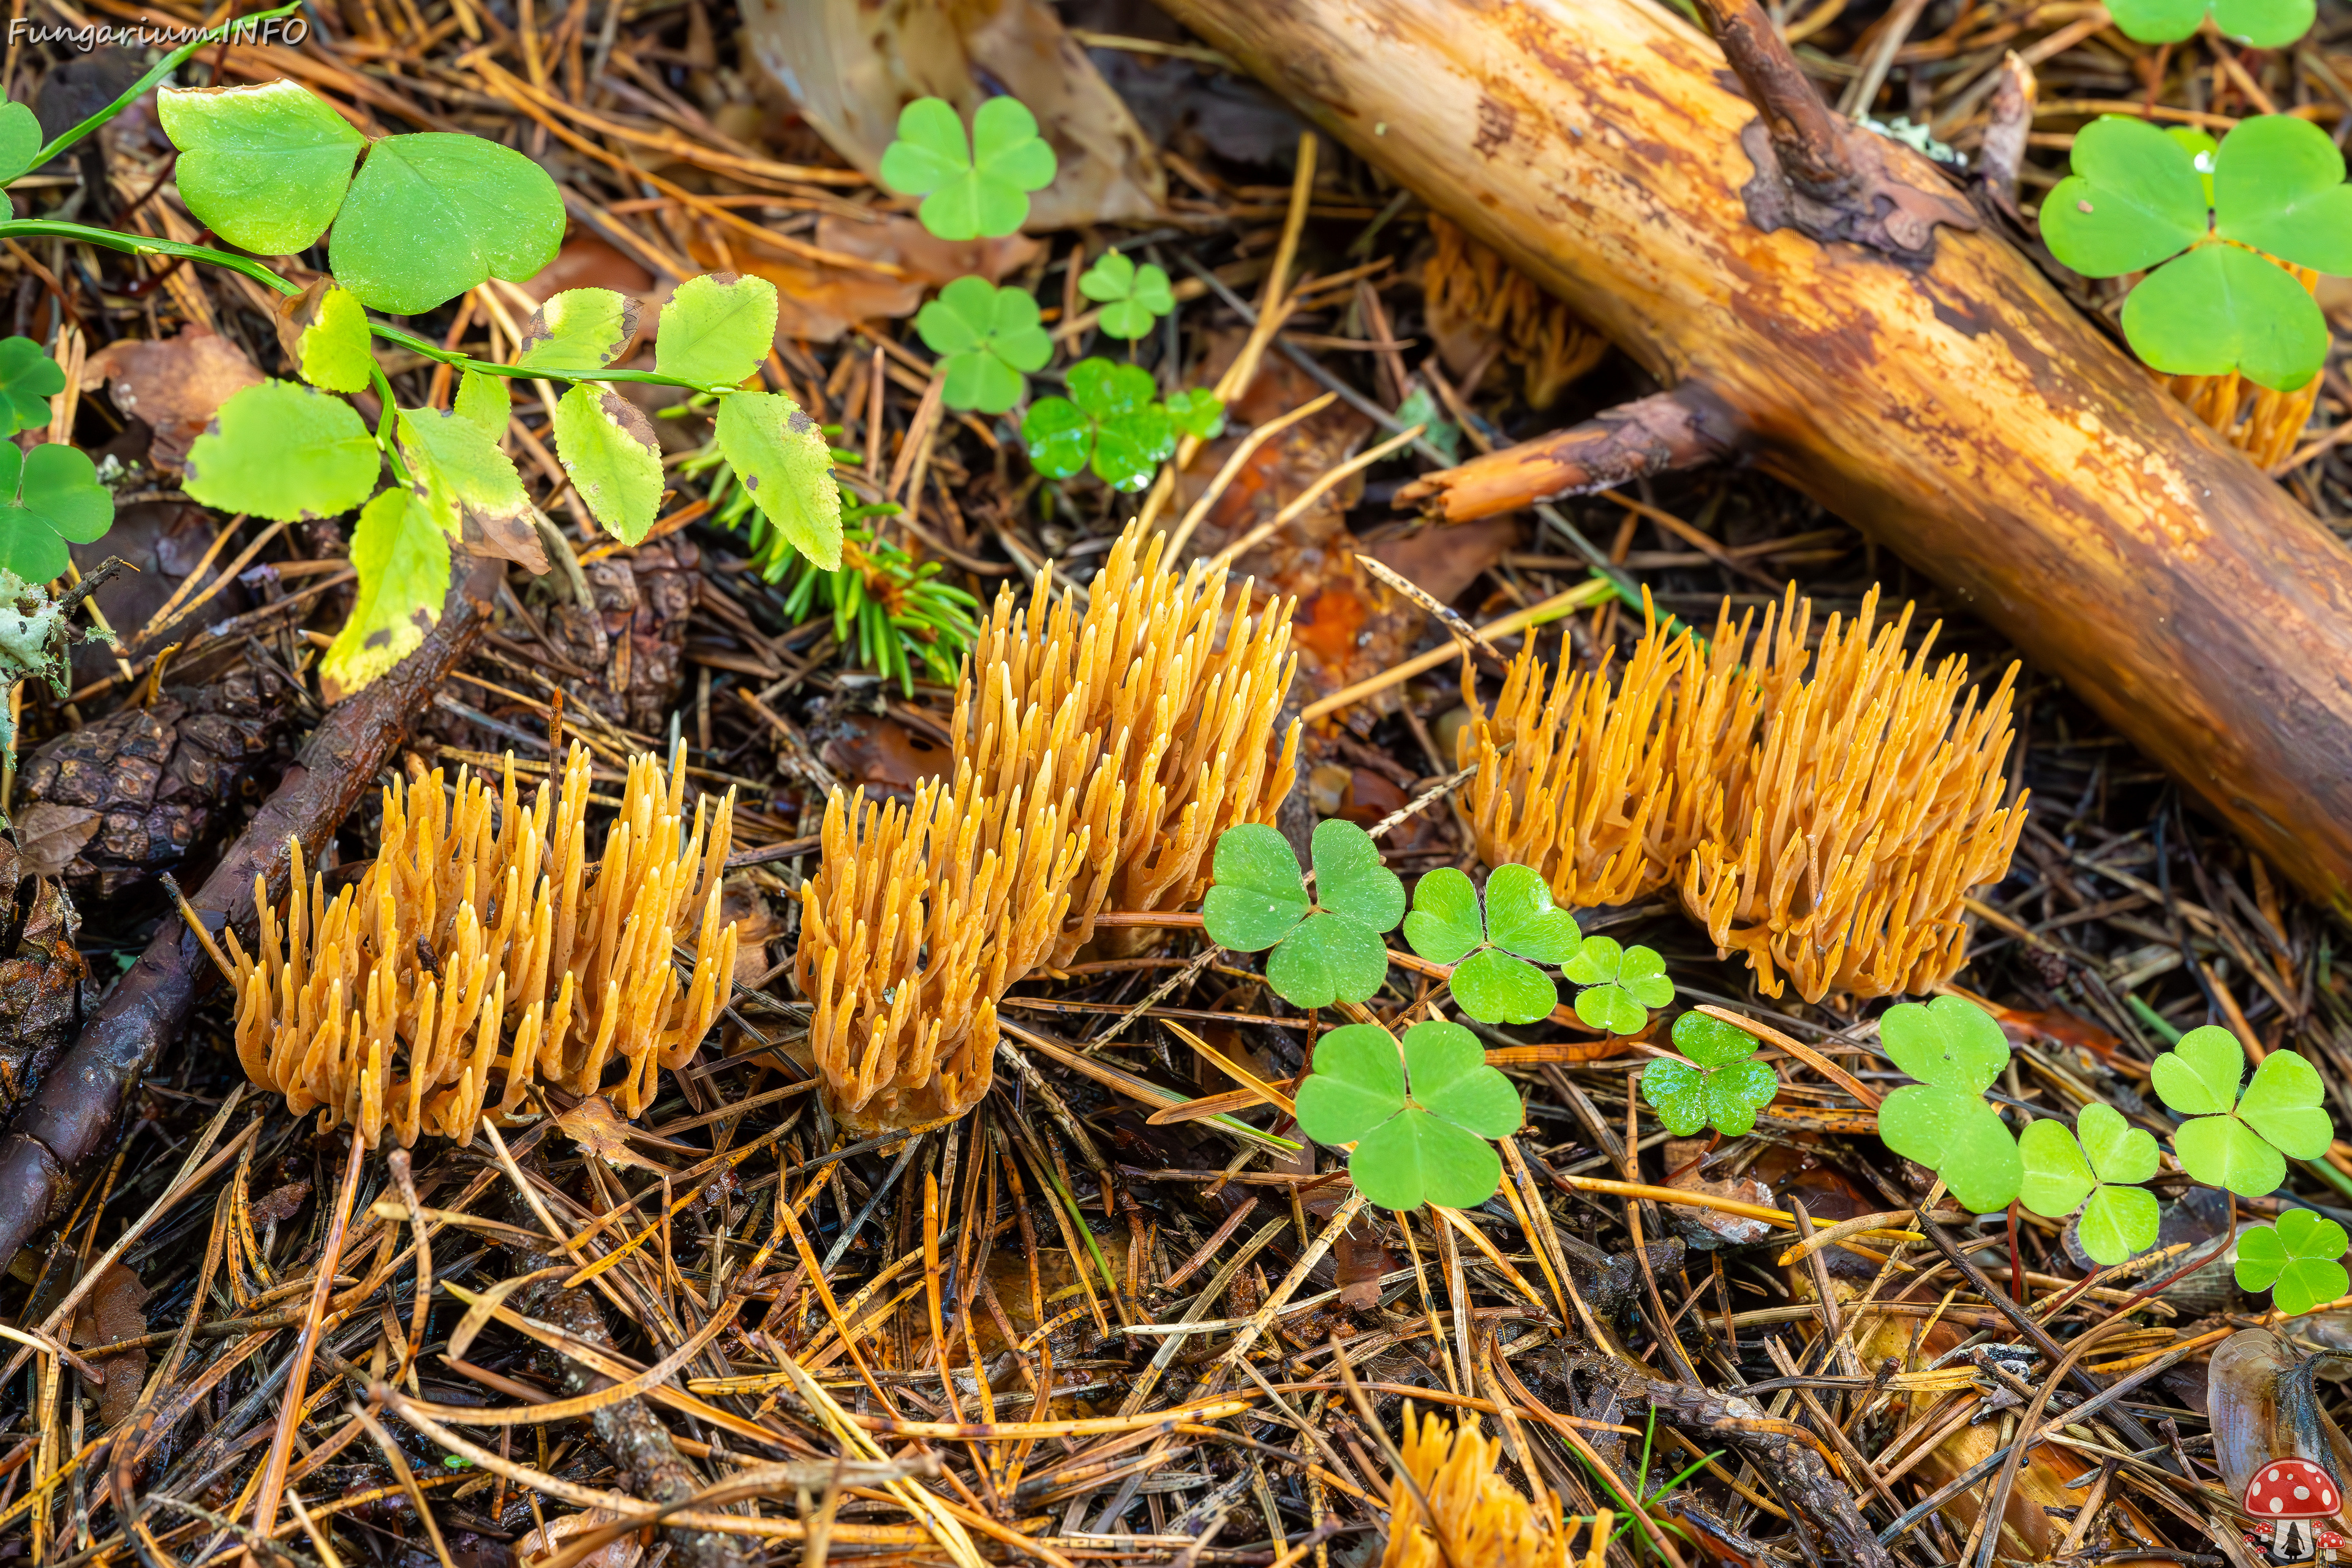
320 488 448 702
551 383 663 543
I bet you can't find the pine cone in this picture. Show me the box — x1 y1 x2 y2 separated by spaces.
15 664 300 899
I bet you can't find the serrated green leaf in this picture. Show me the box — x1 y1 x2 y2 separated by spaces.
1310 818 1404 933
1091 406 1174 492
878 96 1055 241
1483 863 1581 963
319 486 448 701
2151 1024 2245 1115
184 380 379 521
1351 1108 1501 1211
2076 1101 2161 1185
1265 911 1389 1008
915 277 1051 415
1670 1011 1758 1069
0 337 63 437
655 273 778 390
2123 242 2328 392
1405 1019 1521 1138
2173 1112 2286 1197
1449 949 1556 1025
1642 1061 1709 1137
2041 115 2207 279
2215 116 2352 274
0 101 42 186
1877 1083 2022 1212
2078 1183 2161 1266
1402 867 1482 966
2018 1118 2095 1218
331 133 563 315
2238 1048 2334 1158
715 391 842 570
453 370 508 434
0 443 111 582
159 80 366 255
398 407 528 548
2235 1208 2351 1313
1294 1023 1404 1144
1020 397 1093 480
296 285 373 393
1880 994 2011 1094
1201 823 1310 951
518 288 641 372
1164 388 1225 440
552 383 663 543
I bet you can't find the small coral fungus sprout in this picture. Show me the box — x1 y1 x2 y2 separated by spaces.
226 744 739 1148
1383 1406 1583 1568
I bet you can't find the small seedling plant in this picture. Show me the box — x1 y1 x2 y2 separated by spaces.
1022 360 1225 491
0 10 845 700
1292 1019 1523 1210
2041 114 2352 392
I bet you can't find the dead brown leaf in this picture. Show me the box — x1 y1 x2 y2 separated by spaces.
12 802 101 881
1660 1137 1773 1248
555 1095 671 1173
70 1262 148 1428
516 1507 643 1568
83 326 265 473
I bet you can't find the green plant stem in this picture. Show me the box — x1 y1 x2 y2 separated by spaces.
369 363 412 486
21 0 307 175
0 222 739 396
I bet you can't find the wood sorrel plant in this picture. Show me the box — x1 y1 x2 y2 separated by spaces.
0 6 843 699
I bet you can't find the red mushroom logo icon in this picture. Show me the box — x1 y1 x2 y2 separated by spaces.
2247 1458 2342 1564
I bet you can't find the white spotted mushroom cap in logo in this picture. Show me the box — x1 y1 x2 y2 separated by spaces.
2247 1458 2340 1518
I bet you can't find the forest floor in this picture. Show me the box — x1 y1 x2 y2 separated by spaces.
4 3 2352 1568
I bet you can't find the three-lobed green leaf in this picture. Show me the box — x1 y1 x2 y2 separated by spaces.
1875 995 2022 1213
2152 1025 2330 1197
1294 1020 1521 1210
1200 820 1403 1009
2235 1207 2351 1314
1019 359 1174 491
878 96 1056 242
1561 936 1672 1035
1400 863 1577 1025
1079 252 1175 339
184 379 380 522
2018 1102 2162 1264
916 277 1052 415
0 443 112 582
1642 1012 1779 1138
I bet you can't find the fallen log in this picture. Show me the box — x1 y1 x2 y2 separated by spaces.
0 556 504 1272
1155 0 2352 909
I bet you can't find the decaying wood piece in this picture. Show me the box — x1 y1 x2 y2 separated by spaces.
1397 386 1740 522
0 558 504 1272
1153 0 2352 908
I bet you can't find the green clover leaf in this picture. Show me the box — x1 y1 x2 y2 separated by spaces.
2169 127 2220 207
1079 252 1176 339
1642 1012 1778 1137
878 97 1057 242
1200 820 1401 1009
1020 360 1174 491
2109 0 2312 46
1562 937 1672 1036
2152 1026 2331 1197
916 277 1052 414
1401 864 1576 1026
2019 1118 2096 1219
1875 995 2021 1212
2235 1208 2351 1314
2044 115 2352 391
0 101 42 186
0 337 64 438
1019 398 1093 482
0 443 112 583
1163 388 1226 441
1295 1020 1520 1210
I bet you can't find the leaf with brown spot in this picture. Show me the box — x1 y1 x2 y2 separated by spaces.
518 288 641 372
550 382 663 544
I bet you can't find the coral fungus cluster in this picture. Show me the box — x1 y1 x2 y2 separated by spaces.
796 521 1300 1133
1382 1407 1580 1568
228 745 738 1148
1460 586 2025 1003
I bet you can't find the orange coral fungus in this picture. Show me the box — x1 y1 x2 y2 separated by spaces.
227 744 738 1148
1456 595 1739 908
1383 1406 1578 1568
797 521 1300 1133
1424 214 1607 410
1683 587 2027 1003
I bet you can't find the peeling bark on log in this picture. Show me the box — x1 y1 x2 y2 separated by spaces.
1153 0 2352 910
0 557 504 1271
